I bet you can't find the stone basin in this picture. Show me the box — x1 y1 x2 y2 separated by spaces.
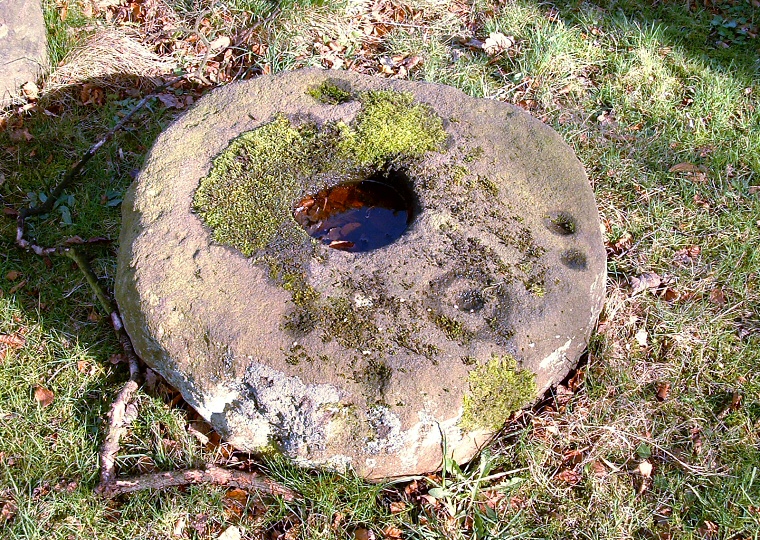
116 69 606 479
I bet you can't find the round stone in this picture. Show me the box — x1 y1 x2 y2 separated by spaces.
116 69 606 479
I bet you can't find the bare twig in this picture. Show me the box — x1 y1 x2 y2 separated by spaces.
57 248 142 491
98 464 299 501
61 250 291 501
64 248 114 314
96 379 140 491
175 9 213 85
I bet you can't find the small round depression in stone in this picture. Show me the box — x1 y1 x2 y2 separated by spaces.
293 170 413 252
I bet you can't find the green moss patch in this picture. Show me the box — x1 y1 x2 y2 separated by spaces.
339 91 447 166
432 313 474 345
193 90 447 258
192 115 332 257
460 355 536 431
307 80 353 104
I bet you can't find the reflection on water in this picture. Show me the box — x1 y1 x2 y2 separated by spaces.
293 172 412 252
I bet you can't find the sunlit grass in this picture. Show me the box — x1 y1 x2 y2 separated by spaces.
1 0 758 538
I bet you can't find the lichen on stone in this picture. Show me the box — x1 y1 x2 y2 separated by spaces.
460 355 536 431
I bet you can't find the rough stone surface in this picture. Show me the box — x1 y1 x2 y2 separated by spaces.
116 69 606 479
0 0 47 106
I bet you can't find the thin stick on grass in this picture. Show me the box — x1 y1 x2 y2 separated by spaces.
65 248 297 501
60 248 141 490
14 9 296 499
98 464 299 501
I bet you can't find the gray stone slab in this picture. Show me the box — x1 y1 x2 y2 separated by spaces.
0 0 48 106
116 69 606 478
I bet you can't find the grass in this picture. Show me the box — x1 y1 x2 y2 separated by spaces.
1 0 759 538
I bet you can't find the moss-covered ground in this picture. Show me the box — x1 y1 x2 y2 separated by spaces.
1 0 759 539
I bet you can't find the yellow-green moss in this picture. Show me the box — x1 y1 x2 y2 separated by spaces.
282 273 320 307
192 115 326 256
193 90 446 258
322 297 378 349
307 80 353 104
432 313 474 345
339 91 447 166
460 355 536 431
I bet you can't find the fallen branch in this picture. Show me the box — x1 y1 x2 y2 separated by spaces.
98 464 299 501
67 245 296 501
96 378 140 490
12 45 299 502
58 248 143 490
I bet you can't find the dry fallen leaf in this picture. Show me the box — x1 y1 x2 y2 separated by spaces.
729 391 742 411
556 469 581 485
108 353 127 365
673 245 700 265
606 231 633 255
157 93 184 109
383 525 403 539
656 382 671 401
697 521 719 537
630 272 661 295
0 334 25 349
389 501 406 514
709 287 726 306
80 84 105 106
208 35 231 53
9 280 26 294
172 515 186 538
693 193 710 209
668 162 700 173
33 386 54 407
591 460 608 477
9 128 33 142
355 528 376 540
0 499 17 523
482 32 515 56
661 287 681 301
222 488 248 519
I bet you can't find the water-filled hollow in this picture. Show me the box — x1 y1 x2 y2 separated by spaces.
293 169 415 252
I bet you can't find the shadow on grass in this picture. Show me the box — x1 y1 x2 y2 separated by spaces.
551 0 759 76
0 72 184 508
